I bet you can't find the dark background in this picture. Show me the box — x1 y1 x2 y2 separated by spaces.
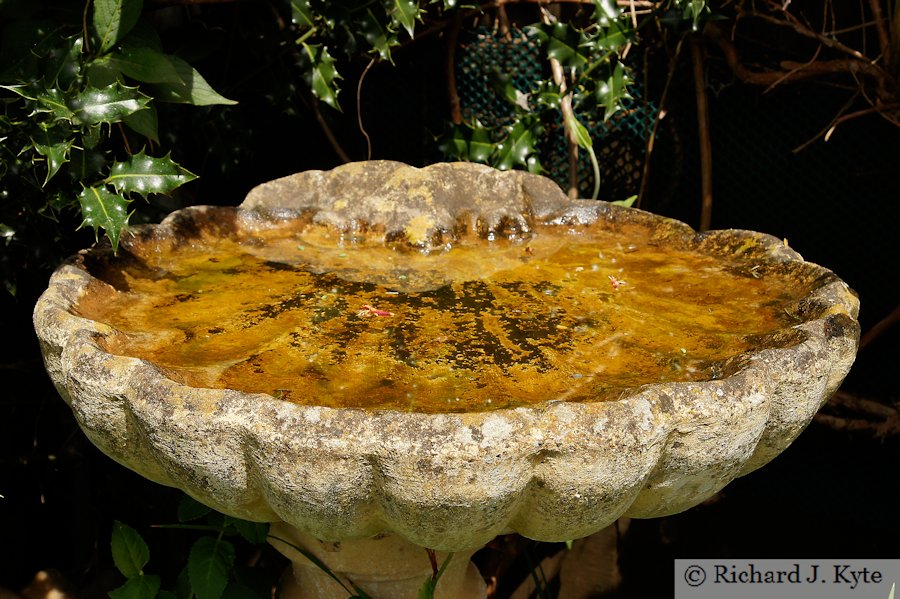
1 2 898 596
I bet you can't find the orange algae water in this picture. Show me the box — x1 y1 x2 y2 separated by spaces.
76 216 813 412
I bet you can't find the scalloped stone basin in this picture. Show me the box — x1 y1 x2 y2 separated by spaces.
34 162 859 598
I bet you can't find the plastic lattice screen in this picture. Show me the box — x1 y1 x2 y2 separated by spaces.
455 26 658 201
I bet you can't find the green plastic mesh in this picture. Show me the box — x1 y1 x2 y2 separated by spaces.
456 26 658 201
457 26 545 129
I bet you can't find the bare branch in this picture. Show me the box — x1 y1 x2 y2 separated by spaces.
860 303 900 350
736 5 871 62
867 0 892 63
691 37 714 232
357 57 376 160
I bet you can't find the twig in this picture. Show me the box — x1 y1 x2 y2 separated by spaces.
763 45 822 94
357 57 376 160
791 91 860 153
738 6 870 62
691 36 714 232
637 34 686 209
117 122 133 155
541 8 580 198
866 0 891 63
446 12 463 124
311 96 352 163
816 391 900 439
82 0 91 54
706 23 888 86
859 303 900 350
828 390 898 418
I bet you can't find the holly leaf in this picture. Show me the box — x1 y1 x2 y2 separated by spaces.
389 0 421 38
495 120 539 171
438 121 494 163
110 520 149 578
94 0 144 54
30 125 73 185
106 150 197 197
147 55 237 106
77 185 131 252
532 23 590 69
34 88 76 122
360 9 398 62
302 43 341 110
290 0 314 27
592 0 621 26
595 19 630 51
188 537 235 599
69 82 149 125
596 61 632 120
109 574 161 599
682 0 711 31
468 123 494 163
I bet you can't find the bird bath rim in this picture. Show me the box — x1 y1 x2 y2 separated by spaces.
33 161 860 553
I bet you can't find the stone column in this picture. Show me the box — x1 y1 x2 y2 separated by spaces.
269 523 487 599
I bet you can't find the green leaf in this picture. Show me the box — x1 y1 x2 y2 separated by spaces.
595 20 630 51
611 194 637 207
468 123 494 163
148 55 237 106
110 520 150 578
495 120 538 170
679 0 710 31
437 122 494 164
596 61 631 120
532 23 590 69
417 553 453 599
106 150 197 197
225 517 269 545
389 0 421 38
564 111 592 150
592 0 621 26
178 494 213 522
124 104 159 142
30 126 73 185
108 45 181 83
109 574 161 599
290 0 314 27
219 582 257 599
0 224 15 245
360 9 398 62
35 88 76 122
188 537 236 599
94 0 144 54
69 82 149 125
302 43 341 110
77 185 131 252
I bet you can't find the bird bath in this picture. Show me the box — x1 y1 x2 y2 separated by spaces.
34 161 859 598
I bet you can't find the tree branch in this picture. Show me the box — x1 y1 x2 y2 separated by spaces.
691 37 714 231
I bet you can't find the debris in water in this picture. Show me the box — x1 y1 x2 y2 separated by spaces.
357 304 394 318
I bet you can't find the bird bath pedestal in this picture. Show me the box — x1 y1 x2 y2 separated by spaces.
34 162 859 598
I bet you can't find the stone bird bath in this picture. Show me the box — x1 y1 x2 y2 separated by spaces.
34 161 859 598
